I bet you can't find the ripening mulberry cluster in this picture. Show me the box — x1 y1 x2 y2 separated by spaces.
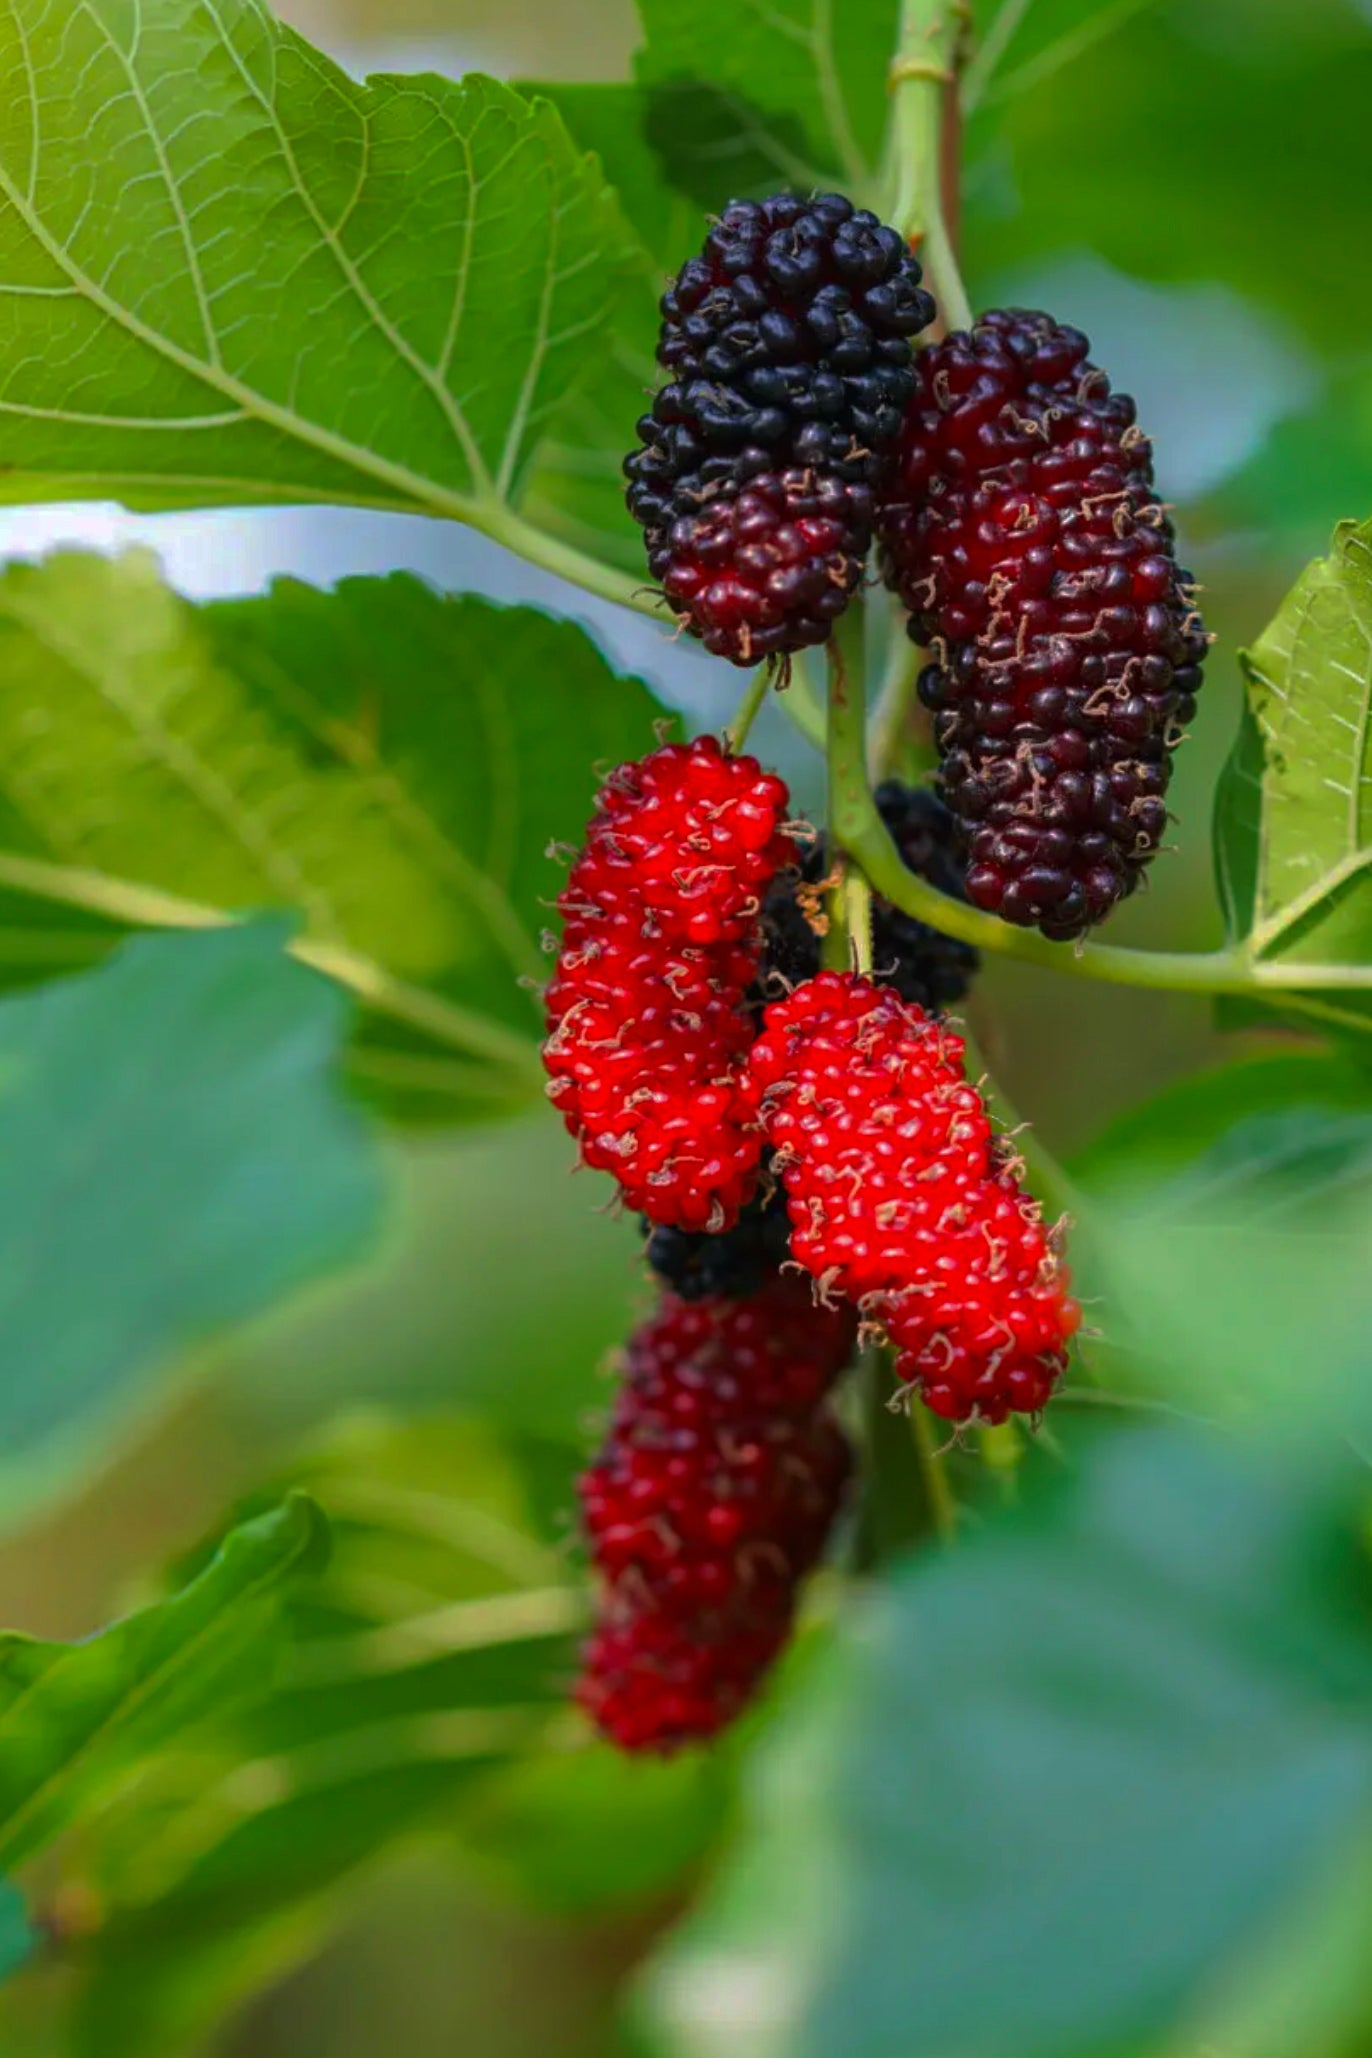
748 973 1080 1423
543 736 795 1231
626 193 935 663
878 308 1207 938
548 736 1079 1750
577 1280 856 1752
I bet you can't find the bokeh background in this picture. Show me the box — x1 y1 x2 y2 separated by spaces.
1 2 1368 2052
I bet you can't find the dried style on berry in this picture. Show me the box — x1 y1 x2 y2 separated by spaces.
748 972 1079 1423
878 309 1207 938
627 193 935 663
577 1280 856 1752
543 736 797 1231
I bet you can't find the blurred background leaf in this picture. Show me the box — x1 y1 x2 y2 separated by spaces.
642 1428 1372 2058
27 1413 727 2058
0 1494 326 1874
0 922 381 1522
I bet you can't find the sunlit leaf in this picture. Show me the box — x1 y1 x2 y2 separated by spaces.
0 551 664 1116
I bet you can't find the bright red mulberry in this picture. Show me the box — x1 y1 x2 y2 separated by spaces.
878 309 1207 939
576 1280 855 1753
748 972 1079 1423
543 737 797 1231
626 193 935 664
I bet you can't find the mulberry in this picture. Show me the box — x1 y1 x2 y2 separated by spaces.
627 193 936 663
878 309 1207 938
571 733 794 948
543 738 798 1231
643 1182 793 1302
578 1603 791 1754
748 972 1078 1422
577 1280 855 1752
654 468 870 664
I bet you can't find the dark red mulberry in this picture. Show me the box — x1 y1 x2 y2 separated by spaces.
748 972 1079 1423
878 309 1208 939
543 737 797 1231
627 193 936 664
654 468 868 663
576 1280 855 1753
577 1602 791 1754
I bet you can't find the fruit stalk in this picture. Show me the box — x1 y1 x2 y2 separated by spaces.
885 0 974 332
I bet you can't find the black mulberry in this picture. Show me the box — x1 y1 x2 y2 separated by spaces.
643 1182 793 1302
627 193 935 665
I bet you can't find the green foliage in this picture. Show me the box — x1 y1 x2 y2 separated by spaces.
40 1413 721 2058
0 2 636 564
0 1494 325 1873
964 0 1167 114
1227 522 1372 967
0 551 664 1115
964 1 1372 357
645 1429 1372 2058
1072 1048 1372 1213
0 2 1364 2055
1208 520 1372 1037
0 1888 31 1985
634 0 900 196
1067 1049 1372 1435
0 921 381 1517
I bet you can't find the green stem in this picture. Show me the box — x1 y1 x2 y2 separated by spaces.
482 504 671 622
863 1346 956 1559
846 868 876 975
777 649 829 752
886 2 974 332
866 611 925 780
822 865 850 973
726 665 772 753
824 660 1255 995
